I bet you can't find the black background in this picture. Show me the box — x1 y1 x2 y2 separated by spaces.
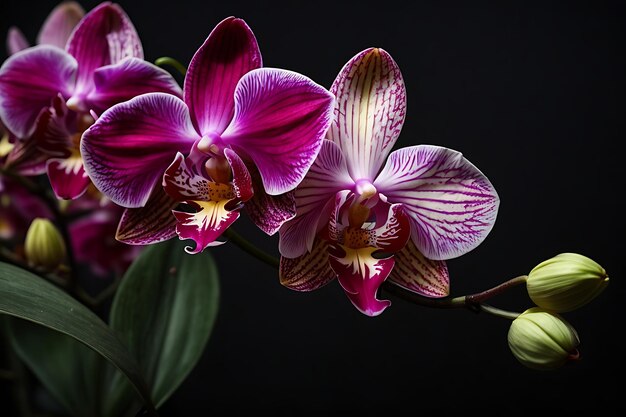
1 0 624 416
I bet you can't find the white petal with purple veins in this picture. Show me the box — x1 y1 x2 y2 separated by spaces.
279 140 353 258
374 145 499 260
327 48 406 181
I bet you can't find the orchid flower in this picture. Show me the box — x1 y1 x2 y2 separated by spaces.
0 2 182 199
1 1 84 175
278 48 500 316
6 1 85 55
80 17 334 253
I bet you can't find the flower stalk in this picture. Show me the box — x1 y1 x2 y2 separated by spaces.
225 227 524 319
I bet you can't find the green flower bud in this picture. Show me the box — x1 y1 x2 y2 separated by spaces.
508 307 580 370
527 253 609 312
24 218 66 271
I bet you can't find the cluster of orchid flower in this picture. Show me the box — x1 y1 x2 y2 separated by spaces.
0 0 609 381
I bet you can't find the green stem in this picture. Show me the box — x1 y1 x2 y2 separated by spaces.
154 56 187 76
478 304 521 320
225 228 523 320
224 229 279 268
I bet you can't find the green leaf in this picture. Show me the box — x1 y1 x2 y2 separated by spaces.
0 262 156 413
8 318 106 417
109 239 219 408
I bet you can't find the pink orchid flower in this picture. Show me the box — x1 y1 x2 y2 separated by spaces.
2 1 84 175
279 48 500 316
0 2 182 199
81 17 334 253
6 1 85 55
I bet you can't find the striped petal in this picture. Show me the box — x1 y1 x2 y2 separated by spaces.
279 140 353 258
244 162 296 235
280 238 336 291
223 68 334 195
37 1 85 48
46 157 90 199
66 3 142 98
116 187 177 245
0 46 77 138
327 48 406 181
224 148 253 204
3 136 48 176
81 93 199 208
89 57 182 113
184 17 261 136
374 145 499 260
389 239 450 297
173 200 240 254
32 93 74 159
329 245 393 317
7 27 29 55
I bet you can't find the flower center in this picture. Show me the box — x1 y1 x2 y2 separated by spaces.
197 133 232 183
207 182 235 202
342 226 372 249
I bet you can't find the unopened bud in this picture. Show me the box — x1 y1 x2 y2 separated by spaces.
24 218 66 271
527 253 608 312
508 307 580 370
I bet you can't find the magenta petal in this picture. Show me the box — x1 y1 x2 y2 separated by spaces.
280 238 336 291
173 200 240 254
81 93 199 208
37 1 85 48
116 187 177 245
0 46 77 138
244 163 296 235
328 48 406 181
224 148 253 203
67 2 142 97
47 157 90 199
389 239 450 297
7 27 29 55
329 245 393 317
279 140 353 258
223 68 334 195
374 145 500 260
70 206 140 277
89 57 182 112
184 17 261 136
4 137 48 175
32 94 74 159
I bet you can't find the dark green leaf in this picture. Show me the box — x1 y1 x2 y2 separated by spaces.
0 262 155 412
8 318 105 417
109 239 219 407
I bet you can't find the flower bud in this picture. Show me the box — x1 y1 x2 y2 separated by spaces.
508 307 580 370
527 253 609 312
24 218 66 271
